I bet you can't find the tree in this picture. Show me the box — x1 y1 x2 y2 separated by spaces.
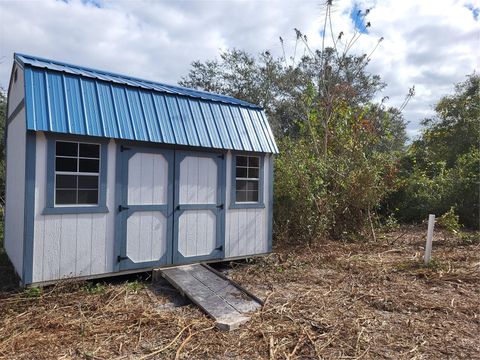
179 48 395 143
415 74 479 168
390 74 480 229
180 5 410 242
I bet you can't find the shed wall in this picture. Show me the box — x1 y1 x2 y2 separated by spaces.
31 133 116 283
224 152 270 257
7 63 24 116
4 108 26 277
29 137 272 283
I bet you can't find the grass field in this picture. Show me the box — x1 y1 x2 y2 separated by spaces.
0 226 478 359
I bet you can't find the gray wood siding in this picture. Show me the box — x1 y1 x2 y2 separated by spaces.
225 152 269 257
32 133 116 283
7 63 24 116
178 210 216 257
126 211 167 263
127 152 168 205
4 108 26 276
179 156 217 205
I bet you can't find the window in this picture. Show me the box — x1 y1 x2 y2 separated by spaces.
55 141 100 206
235 155 260 203
44 136 108 215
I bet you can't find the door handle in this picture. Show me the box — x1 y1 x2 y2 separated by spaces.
118 205 130 212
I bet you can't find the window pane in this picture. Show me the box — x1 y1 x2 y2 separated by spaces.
79 159 99 173
78 189 98 204
236 156 247 167
248 167 259 179
56 141 77 157
236 166 247 178
80 143 100 158
56 190 77 205
236 180 247 191
56 175 77 189
246 180 258 191
248 156 259 168
246 190 259 202
56 157 77 172
236 190 247 202
78 175 98 189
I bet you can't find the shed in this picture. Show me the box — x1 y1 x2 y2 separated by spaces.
4 53 278 286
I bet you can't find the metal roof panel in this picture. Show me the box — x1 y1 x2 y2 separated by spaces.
17 53 278 153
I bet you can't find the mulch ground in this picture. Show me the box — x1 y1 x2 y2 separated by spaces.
0 226 479 359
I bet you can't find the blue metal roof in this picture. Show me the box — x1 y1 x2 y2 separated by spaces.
16 53 278 154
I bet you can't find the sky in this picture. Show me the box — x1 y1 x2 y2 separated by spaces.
0 0 478 138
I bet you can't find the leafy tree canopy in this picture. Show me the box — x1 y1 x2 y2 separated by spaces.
390 74 479 229
180 47 406 153
411 74 479 170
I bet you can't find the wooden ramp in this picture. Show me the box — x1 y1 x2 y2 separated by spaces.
158 264 262 331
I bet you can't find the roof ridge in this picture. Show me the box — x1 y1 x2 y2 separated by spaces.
14 52 262 110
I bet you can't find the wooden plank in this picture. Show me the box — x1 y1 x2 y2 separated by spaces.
76 214 92 276
162 267 235 318
140 152 154 205
91 213 107 275
189 265 229 292
152 153 168 204
127 152 141 204
191 268 259 312
215 285 261 313
159 264 261 331
151 212 167 260
139 210 153 261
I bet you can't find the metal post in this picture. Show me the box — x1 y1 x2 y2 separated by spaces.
424 214 435 265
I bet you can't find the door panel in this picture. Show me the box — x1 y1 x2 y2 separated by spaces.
178 209 216 257
116 146 174 270
126 211 167 263
116 146 225 270
179 156 217 204
173 152 225 263
127 152 169 205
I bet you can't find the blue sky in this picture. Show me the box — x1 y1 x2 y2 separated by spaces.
0 0 478 138
350 3 369 34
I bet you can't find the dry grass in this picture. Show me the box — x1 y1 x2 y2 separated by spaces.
0 226 479 359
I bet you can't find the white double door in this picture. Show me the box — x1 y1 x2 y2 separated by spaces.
117 146 224 270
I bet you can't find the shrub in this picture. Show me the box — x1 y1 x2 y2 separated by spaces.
437 207 461 235
388 75 479 230
274 97 401 243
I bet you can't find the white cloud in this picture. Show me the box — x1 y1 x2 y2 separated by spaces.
0 0 478 136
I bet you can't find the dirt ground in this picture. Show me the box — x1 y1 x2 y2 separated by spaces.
0 226 479 359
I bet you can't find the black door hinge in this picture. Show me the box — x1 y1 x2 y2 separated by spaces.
216 204 224 209
120 145 131 152
215 245 223 252
117 255 128 262
118 205 129 212
218 154 225 159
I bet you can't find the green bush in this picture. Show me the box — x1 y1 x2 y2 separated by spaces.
83 282 107 294
391 147 479 229
23 287 42 298
437 207 461 235
446 148 479 229
274 91 401 243
388 75 479 229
